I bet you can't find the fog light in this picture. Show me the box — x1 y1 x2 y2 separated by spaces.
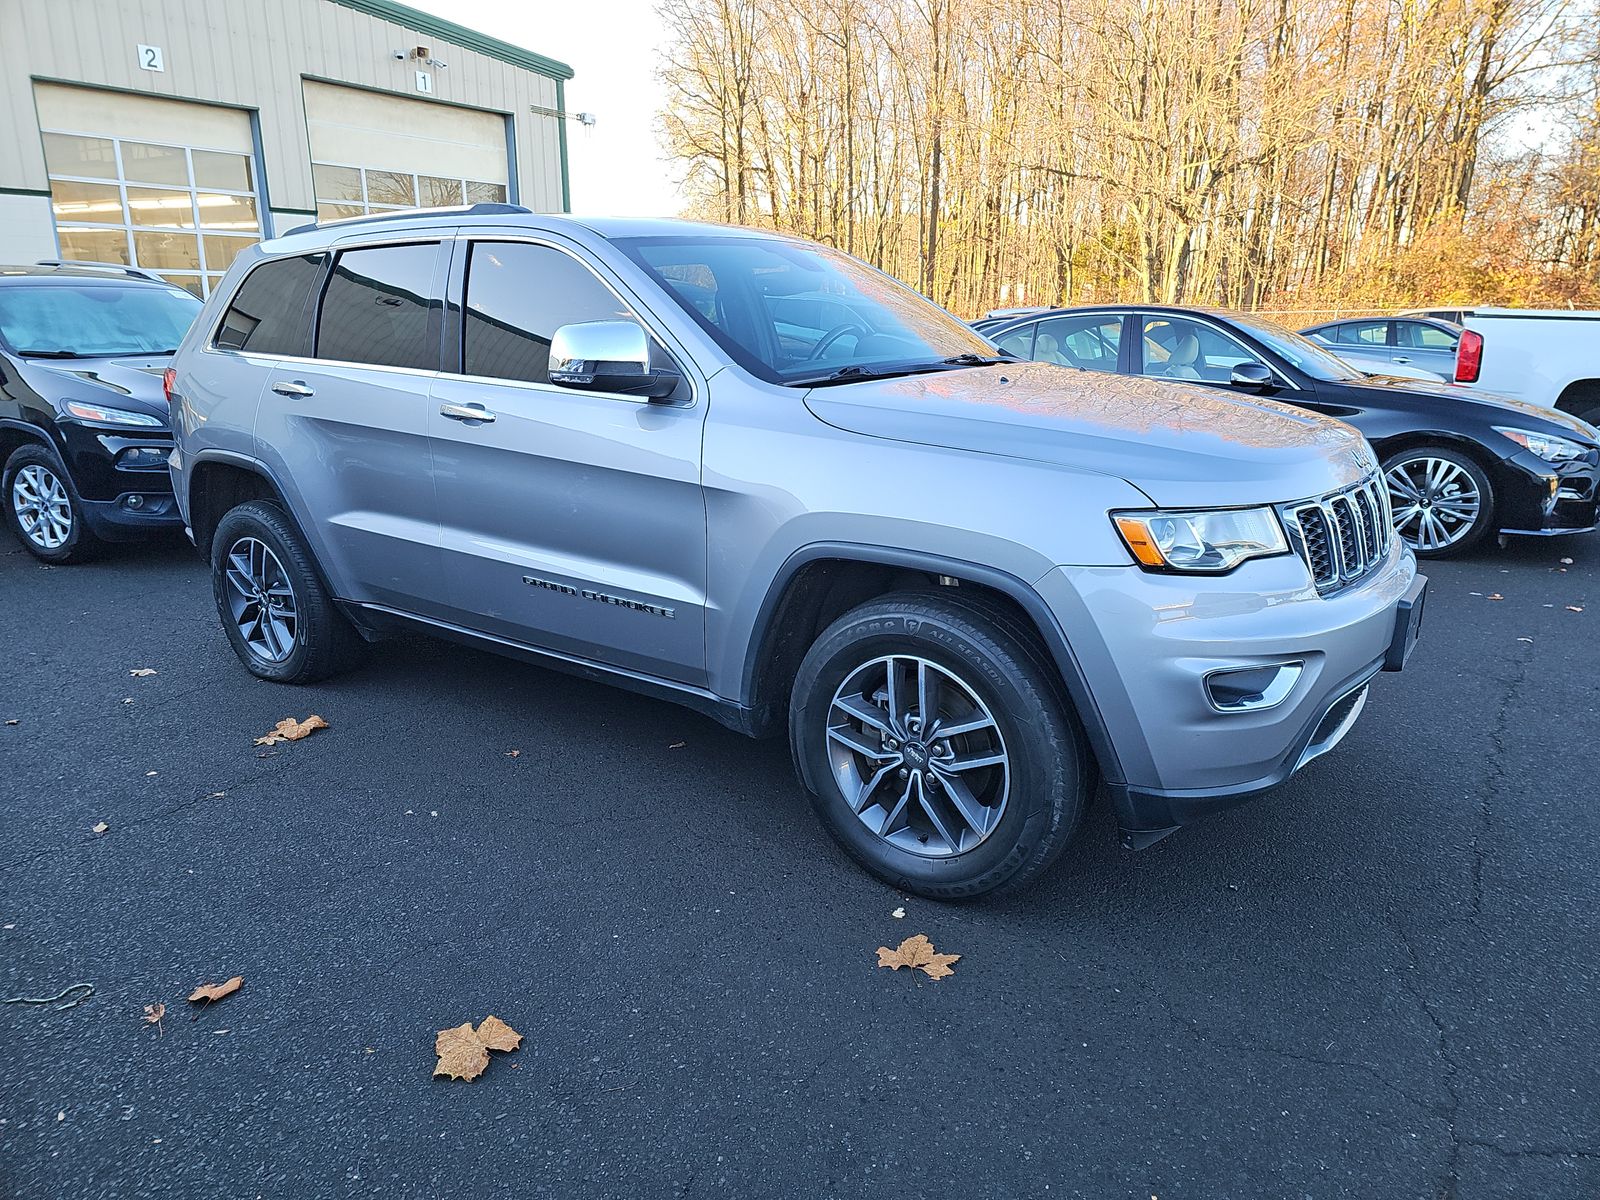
1205 661 1304 712
123 494 145 510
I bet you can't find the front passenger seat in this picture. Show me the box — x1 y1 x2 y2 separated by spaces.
1163 333 1202 379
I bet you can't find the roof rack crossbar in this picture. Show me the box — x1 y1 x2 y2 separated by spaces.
284 202 533 237
35 259 166 283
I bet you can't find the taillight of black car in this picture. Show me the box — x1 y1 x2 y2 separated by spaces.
1455 328 1483 383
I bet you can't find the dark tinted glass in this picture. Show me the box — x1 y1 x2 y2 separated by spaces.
463 242 630 383
214 254 323 354
316 243 440 370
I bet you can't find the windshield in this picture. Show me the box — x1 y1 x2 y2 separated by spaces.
614 235 1001 385
0 283 202 358
1230 312 1364 382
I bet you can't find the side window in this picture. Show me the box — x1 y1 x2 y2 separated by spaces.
214 254 325 355
1139 317 1264 383
1331 320 1389 347
993 325 1034 358
315 242 441 371
1397 321 1457 350
462 241 632 384
1031 314 1121 371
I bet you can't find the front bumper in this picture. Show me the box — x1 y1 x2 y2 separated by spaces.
1036 540 1422 846
1496 449 1599 536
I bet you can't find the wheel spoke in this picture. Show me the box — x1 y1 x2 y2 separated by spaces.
879 775 915 837
916 660 941 728
931 768 996 837
855 759 902 814
828 722 894 759
832 692 893 736
915 781 961 850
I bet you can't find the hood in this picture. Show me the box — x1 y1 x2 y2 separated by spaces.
19 354 172 427
803 361 1374 508
1346 376 1600 445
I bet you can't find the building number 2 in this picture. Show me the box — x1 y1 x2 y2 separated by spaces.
137 44 165 72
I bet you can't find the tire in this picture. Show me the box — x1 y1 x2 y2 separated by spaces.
1381 445 1496 558
789 590 1092 899
210 500 361 683
2 444 102 564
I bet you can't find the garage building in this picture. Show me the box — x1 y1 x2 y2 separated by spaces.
0 0 574 296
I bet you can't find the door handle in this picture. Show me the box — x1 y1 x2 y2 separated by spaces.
439 402 496 423
271 380 314 398
1392 356 1411 364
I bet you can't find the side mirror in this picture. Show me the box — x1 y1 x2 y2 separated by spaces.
1230 362 1274 392
549 320 681 400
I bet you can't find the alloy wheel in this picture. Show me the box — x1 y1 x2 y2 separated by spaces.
223 537 300 663
11 463 73 550
825 654 1010 857
1384 456 1482 553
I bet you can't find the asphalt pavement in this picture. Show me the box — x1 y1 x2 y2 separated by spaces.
1 527 1596 1199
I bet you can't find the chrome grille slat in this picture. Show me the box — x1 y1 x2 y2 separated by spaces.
1282 472 1390 595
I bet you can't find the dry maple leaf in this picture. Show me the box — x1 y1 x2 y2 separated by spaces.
434 1022 490 1081
876 933 960 980
253 715 329 746
188 976 243 1004
476 1014 523 1052
143 1002 165 1029
129 668 158 677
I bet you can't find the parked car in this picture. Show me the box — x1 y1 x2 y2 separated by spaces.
986 305 1600 557
1400 306 1475 325
167 209 1425 898
1450 310 1600 424
0 262 202 562
1301 316 1462 382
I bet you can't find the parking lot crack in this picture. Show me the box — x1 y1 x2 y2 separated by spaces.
1470 646 1533 918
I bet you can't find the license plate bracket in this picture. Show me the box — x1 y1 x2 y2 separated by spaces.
1384 574 1427 671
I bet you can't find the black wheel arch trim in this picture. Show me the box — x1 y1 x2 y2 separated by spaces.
741 541 1127 788
0 417 68 461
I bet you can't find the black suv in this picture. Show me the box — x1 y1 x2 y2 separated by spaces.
0 263 201 562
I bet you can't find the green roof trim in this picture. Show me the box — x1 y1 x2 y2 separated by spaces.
327 0 575 81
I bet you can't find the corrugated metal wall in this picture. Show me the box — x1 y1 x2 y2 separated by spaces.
0 0 568 224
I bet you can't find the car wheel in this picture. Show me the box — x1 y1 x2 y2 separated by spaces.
3 444 101 564
789 591 1092 899
1381 446 1496 558
210 500 361 683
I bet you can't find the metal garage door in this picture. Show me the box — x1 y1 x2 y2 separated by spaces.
34 83 261 297
302 81 509 222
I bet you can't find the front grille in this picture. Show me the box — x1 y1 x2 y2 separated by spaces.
1282 474 1391 593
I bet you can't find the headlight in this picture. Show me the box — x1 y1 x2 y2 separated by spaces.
1111 507 1287 573
61 401 163 427
1494 426 1589 463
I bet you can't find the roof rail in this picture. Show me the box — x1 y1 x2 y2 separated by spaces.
35 259 166 283
284 202 533 237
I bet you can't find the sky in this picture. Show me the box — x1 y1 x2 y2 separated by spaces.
407 0 687 217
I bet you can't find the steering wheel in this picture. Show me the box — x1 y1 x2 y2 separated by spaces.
807 323 868 361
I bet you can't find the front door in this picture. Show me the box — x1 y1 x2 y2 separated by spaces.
428 237 709 686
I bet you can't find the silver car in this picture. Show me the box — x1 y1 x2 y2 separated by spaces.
1302 316 1463 382
166 208 1426 897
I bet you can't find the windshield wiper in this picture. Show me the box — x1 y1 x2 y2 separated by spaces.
787 363 953 388
940 352 1015 366
19 349 82 359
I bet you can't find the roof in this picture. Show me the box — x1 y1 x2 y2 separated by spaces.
270 209 784 250
0 264 177 285
327 0 574 81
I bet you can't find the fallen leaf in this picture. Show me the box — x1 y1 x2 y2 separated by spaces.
505 749 521 758
1517 637 1534 643
188 976 243 1004
876 933 960 980
209 792 226 799
1568 606 1585 613
145 771 157 777
669 741 687 750
1487 593 1504 601
129 668 158 677
142 1002 165 1028
92 821 109 835
253 715 329 746
476 1014 523 1052
433 1022 490 1081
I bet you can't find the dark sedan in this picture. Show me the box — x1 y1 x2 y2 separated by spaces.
982 305 1600 557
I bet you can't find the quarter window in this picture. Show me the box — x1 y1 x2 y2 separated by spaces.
214 254 326 355
315 243 441 371
1397 321 1457 350
462 242 632 384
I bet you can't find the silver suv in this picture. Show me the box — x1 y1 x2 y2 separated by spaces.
166 207 1426 897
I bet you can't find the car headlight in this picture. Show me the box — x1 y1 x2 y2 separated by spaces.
1111 507 1288 573
1494 426 1589 463
61 400 164 428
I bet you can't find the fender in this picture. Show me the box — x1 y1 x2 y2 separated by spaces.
0 417 64 457
742 541 1126 787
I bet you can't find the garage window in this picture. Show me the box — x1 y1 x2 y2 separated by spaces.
312 162 506 223
43 132 261 299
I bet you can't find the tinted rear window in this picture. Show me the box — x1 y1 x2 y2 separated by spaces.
315 243 441 371
214 254 324 355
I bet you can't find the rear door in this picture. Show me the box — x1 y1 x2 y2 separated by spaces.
1392 320 1458 380
427 234 710 685
254 237 451 614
